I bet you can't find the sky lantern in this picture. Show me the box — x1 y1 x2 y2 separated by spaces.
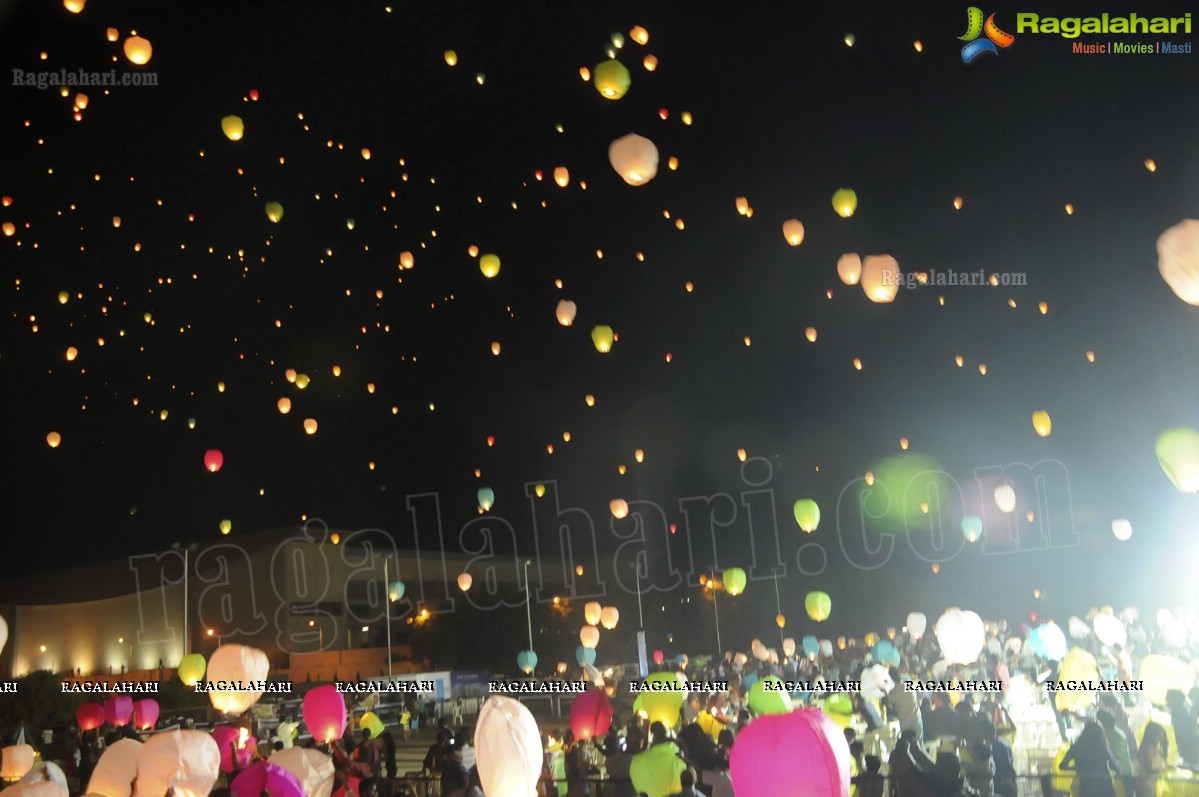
722 567 746 596
600 606 619 630
203 449 224 473
608 133 658 186
805 591 831 622
177 653 206 686
580 626 600 649
993 484 1016 512
303 418 318 435
553 167 569 187
1032 410 1052 437
457 573 473 591
387 581 405 602
135 730 220 797
302 685 347 744
584 601 602 626
831 188 857 218
265 202 284 223
219 519 232 535
295 373 310 389
1056 648 1099 713
104 696 134 727
632 672 686 728
835 253 862 286
1111 518 1132 541
1 745 35 782
748 676 792 716
66 346 78 361
1155 220 1199 302
277 397 291 414
1093 613 1127 647
477 487 494 510
934 608 985 664
860 255 899 303
730 709 851 797
400 251 415 269
479 253 501 278
630 25 649 44
76 703 105 732
205 645 269 715
123 36 152 65
792 499 820 533
1156 428 1199 492
64 0 85 12
570 690 613 741
906 612 927 640
631 737 686 797
643 54 658 71
556 300 577 326
609 498 629 518
475 697 542 797
593 59 631 99
782 219 805 246
591 325 614 353
961 515 982 542
1140 654 1195 705
776 614 786 629
221 116 244 141
444 50 457 65
46 431 61 448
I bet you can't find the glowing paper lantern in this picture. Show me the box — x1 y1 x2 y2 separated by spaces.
961 515 983 542
221 116 244 141
555 300 577 326
748 676 793 715
177 653 206 686
906 612 927 640
580 626 600 649
860 255 899 303
1140 654 1194 705
230 761 304 797
358 712 384 741
1093 614 1126 647
593 59 631 99
634 672 686 726
123 36 152 65
723 567 746 596
630 741 686 797
570 690 613 741
553 167 569 187
211 726 254 774
516 650 537 674
783 638 796 658
608 133 659 186
1111 518 1132 541
444 50 457 66
104 696 134 727
994 484 1016 512
2 746 35 782
457 572 473 591
934 608 985 664
831 189 858 218
584 601 602 626
600 606 620 630
475 697 542 797
1156 428 1199 493
64 0 86 12
1157 219 1199 305
1055 647 1099 712
265 202 284 223
591 326 615 353
1033 622 1068 660
133 699 159 730
576 647 596 666
730 708 851 797
302 685 347 744
204 449 224 473
1032 411 1052 437
776 614 786 629
792 499 820 532
479 253 501 278
269 748 334 797
801 636 820 659
134 730 220 797
219 519 232 535
805 591 831 622
609 498 629 519
782 219 805 246
205 644 269 715
46 432 61 448
387 581 405 602
477 487 495 510
861 664 895 699
77 703 106 731
87 738 142 797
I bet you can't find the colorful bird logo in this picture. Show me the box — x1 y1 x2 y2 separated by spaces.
959 7 1015 63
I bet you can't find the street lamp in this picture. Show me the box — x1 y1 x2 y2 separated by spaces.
522 559 534 675
171 542 199 655
308 619 323 650
206 628 222 647
118 636 133 671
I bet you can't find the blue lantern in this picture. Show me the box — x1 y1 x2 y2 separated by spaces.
873 640 900 667
576 646 596 666
388 580 405 602
961 515 983 543
802 635 820 658
477 487 495 511
517 650 538 674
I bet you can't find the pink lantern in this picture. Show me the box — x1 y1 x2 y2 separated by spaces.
569 690 613 741
231 761 304 797
133 699 159 731
134 730 220 797
302 685 347 744
104 696 134 727
729 708 852 797
653 649 665 665
211 726 255 774
204 449 224 473
269 748 335 797
87 738 142 797
77 702 106 731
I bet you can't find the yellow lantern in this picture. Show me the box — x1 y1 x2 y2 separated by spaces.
177 653 206 686
1056 647 1099 712
265 202 284 223
553 167 569 187
591 326 614 353
722 567 747 596
1032 410 1052 437
123 36 152 65
221 116 244 141
219 519 232 535
630 25 649 45
776 614 786 629
831 188 858 218
444 50 457 66
593 59 631 99
860 255 899 303
608 133 658 186
295 373 310 389
805 591 832 622
63 0 85 12
782 219 805 246
1156 428 1199 493
609 498 629 519
479 253 501 278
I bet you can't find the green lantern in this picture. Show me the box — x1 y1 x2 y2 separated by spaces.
593 59 631 100
792 499 820 533
722 567 747 596
805 591 831 622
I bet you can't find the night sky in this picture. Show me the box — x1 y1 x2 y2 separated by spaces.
1 0 1198 638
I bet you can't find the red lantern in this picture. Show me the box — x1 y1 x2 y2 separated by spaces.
77 702 106 731
104 696 134 727
653 649 665 665
570 690 614 741
302 685 347 744
730 709 852 797
204 449 224 473
134 699 160 730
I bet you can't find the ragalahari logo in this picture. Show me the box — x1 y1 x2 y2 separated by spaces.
960 7 1016 62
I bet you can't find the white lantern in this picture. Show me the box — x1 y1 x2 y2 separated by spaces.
555 300 577 327
457 572 474 591
1092 614 1127 647
1 746 35 782
1037 622 1068 661
752 642 769 662
934 608 985 665
269 748 335 797
600 606 620 630
87 739 143 797
5 783 64 797
906 611 927 640
782 638 795 658
475 697 543 797
1067 617 1092 640
861 665 895 699
580 626 600 649
837 253 862 286
608 133 659 186
1111 519 1132 541
1157 219 1199 305
584 602 602 626
993 484 1016 513
0 615 7 656
205 644 269 715
782 219 805 247
609 498 629 519
860 255 899 303
134 731 220 797
819 640 833 657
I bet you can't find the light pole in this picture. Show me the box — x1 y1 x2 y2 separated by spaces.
709 567 722 657
523 559 534 674
206 628 221 647
773 569 785 648
171 542 198 656
383 555 393 680
118 636 133 671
